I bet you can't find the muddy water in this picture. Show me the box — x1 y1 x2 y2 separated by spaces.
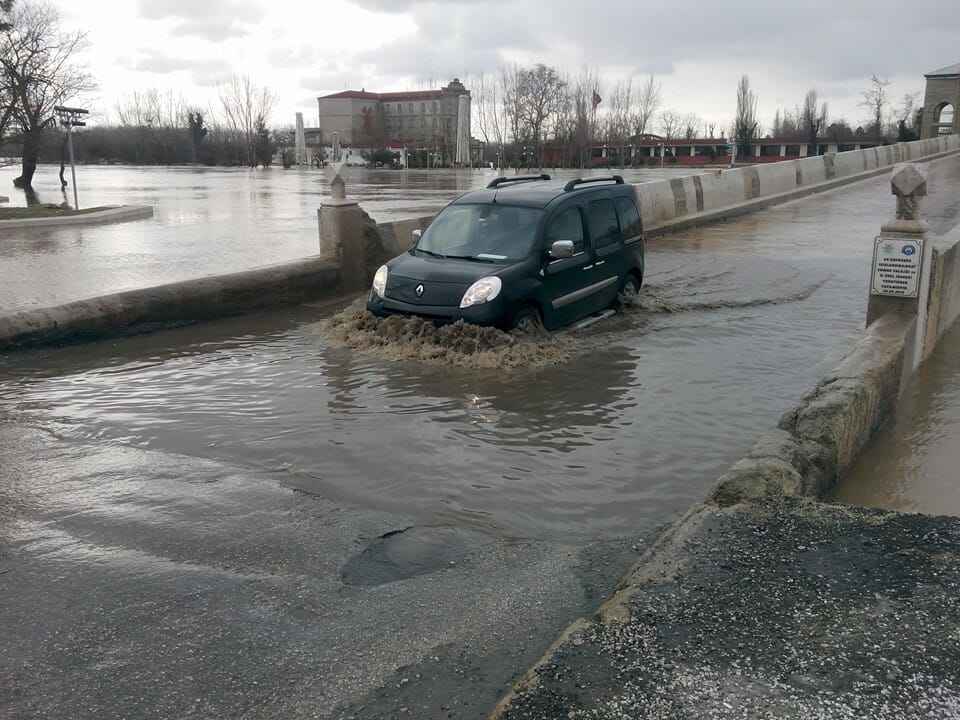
832 319 960 517
0 168 920 540
0 164 689 311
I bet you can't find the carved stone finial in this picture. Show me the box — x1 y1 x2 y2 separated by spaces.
324 163 350 201
890 163 927 221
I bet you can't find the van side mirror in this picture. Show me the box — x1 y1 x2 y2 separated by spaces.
411 228 422 247
549 240 574 259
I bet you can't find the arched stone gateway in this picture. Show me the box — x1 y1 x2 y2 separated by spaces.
921 63 960 138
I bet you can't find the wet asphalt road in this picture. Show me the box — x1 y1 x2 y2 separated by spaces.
0 420 649 719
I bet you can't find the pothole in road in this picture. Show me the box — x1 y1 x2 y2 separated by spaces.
340 525 477 587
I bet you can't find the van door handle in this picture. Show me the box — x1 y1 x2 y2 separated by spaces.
583 264 594 270
595 260 605 266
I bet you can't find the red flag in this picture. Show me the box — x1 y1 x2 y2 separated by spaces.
592 91 602 108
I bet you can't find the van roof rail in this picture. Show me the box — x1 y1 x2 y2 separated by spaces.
486 173 552 189
563 175 625 192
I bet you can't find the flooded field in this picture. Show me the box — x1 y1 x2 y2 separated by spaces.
0 163 689 310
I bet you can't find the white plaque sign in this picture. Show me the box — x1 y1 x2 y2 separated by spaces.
871 236 922 297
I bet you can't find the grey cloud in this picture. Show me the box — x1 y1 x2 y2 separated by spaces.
124 49 231 78
137 0 265 40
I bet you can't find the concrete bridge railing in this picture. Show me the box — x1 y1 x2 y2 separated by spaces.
710 157 960 506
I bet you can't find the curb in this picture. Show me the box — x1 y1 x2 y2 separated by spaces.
0 204 154 229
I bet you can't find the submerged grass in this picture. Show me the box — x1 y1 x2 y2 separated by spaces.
0 205 113 220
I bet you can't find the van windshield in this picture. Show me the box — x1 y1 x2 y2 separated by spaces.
418 204 542 261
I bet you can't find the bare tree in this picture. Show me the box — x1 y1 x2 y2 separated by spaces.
800 89 827 150
893 91 920 136
631 74 661 138
0 0 12 31
859 75 891 137
500 63 524 165
606 77 632 167
0 0 13 150
681 112 701 140
733 75 759 155
217 73 279 167
658 109 682 140
470 71 508 167
570 67 601 169
501 64 567 171
1 0 95 189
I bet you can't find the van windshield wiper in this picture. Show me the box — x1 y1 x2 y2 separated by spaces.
445 254 500 263
417 248 446 259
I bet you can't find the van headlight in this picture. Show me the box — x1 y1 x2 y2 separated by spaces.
460 276 502 308
372 265 388 298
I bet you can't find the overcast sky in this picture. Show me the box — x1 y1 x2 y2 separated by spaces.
52 0 960 135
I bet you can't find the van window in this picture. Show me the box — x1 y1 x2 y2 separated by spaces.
589 198 620 248
546 206 585 255
616 196 643 242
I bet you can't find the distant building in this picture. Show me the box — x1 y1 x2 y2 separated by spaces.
316 79 471 166
921 63 959 139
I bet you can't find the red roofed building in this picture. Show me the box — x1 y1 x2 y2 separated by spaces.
317 79 471 166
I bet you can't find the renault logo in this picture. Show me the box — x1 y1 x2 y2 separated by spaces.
415 284 424 297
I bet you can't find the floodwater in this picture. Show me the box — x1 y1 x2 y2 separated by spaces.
0 163 689 310
2 159 958 539
0 165 927 541
832 318 960 517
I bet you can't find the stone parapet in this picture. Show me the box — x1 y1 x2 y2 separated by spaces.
635 134 960 237
0 257 341 350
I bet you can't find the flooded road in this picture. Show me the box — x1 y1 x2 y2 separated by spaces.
0 163 688 310
3 165 944 540
4 157 960 718
832 318 960 516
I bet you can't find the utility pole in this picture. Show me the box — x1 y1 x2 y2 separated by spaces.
54 106 89 209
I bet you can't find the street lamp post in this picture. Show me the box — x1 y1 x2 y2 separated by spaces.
54 106 89 210
660 141 664 169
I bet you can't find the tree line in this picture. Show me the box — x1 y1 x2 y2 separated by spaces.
0 0 284 193
2 0 924 186
467 66 920 171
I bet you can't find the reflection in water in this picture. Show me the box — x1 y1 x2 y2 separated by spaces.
0 230 870 539
832 319 960 516
0 164 691 311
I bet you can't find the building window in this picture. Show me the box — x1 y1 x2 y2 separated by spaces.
408 103 414 113
432 101 437 112
397 103 402 113
421 102 426 112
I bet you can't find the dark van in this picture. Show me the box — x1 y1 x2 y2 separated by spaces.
366 174 644 331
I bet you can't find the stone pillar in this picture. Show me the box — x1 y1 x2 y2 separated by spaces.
318 163 371 290
865 164 933 369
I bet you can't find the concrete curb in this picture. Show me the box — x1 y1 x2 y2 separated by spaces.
0 204 154 229
0 256 341 350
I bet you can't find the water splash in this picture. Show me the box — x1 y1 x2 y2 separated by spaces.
314 299 570 369
315 274 827 369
